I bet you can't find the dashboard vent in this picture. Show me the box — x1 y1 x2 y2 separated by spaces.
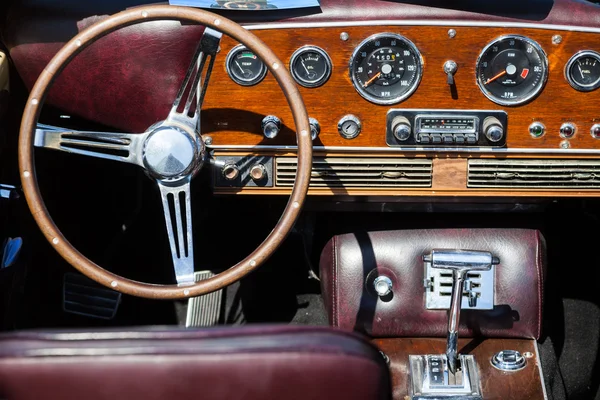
276 157 432 188
468 159 600 188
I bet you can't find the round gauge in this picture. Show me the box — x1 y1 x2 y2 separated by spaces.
349 33 423 105
476 35 548 106
289 46 332 88
225 44 267 86
565 50 600 91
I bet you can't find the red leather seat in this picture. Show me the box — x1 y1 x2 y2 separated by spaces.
0 326 391 400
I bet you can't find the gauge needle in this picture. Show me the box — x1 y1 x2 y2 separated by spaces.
578 62 586 80
363 72 381 88
235 61 245 74
485 70 507 85
301 59 311 75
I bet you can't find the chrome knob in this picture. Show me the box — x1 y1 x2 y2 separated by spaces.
560 122 576 138
338 115 362 139
373 276 393 297
491 350 527 371
592 124 600 139
309 117 321 140
222 163 240 181
262 115 281 139
250 164 267 181
391 116 412 141
483 116 504 143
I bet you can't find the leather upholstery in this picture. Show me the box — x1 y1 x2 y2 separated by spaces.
320 229 546 339
2 0 600 132
0 325 391 400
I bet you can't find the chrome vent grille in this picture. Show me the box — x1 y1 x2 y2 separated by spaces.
468 159 600 189
276 157 432 188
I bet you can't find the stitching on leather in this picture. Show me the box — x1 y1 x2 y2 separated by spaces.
332 236 338 327
535 231 543 339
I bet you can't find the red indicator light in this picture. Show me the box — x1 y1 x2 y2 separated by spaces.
520 68 529 79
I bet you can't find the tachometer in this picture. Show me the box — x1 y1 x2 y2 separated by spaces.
349 33 423 105
476 35 548 106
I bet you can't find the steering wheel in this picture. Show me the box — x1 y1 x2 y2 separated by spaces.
18 6 312 299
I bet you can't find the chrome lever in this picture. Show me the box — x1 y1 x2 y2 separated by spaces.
424 250 499 375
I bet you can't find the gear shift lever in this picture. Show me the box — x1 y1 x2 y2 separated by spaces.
410 250 498 399
425 250 498 374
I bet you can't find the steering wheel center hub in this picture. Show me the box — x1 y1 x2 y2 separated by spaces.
143 126 201 179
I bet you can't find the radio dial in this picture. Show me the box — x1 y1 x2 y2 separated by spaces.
483 117 504 143
392 116 412 141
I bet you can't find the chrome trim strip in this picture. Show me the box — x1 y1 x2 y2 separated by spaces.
208 144 600 154
534 341 549 400
244 20 600 34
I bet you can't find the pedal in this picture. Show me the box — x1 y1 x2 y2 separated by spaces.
63 273 121 320
185 270 224 327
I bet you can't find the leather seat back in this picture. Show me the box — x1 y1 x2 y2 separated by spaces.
0 326 391 400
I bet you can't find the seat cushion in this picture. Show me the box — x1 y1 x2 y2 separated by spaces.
0 325 391 400
320 229 546 339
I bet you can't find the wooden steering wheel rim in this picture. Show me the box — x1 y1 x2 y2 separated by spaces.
18 5 312 299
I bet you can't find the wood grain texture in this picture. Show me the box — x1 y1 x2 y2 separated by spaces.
374 338 544 400
203 25 600 152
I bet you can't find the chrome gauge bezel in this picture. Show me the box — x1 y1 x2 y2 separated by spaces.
225 44 268 86
565 50 600 92
349 33 423 105
289 45 332 88
475 35 549 106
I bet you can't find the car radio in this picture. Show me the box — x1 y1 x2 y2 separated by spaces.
385 109 508 147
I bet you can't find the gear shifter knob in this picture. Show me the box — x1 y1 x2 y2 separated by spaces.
425 250 498 374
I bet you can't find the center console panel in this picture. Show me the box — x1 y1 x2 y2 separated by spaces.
319 229 545 338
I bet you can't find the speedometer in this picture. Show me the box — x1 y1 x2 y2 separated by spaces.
349 33 423 105
476 35 548 106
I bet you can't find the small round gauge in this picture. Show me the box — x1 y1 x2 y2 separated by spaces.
349 33 423 105
565 50 600 91
476 35 548 106
289 46 332 88
225 44 267 86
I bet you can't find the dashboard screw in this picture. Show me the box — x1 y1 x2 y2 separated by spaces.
205 136 213 145
448 29 457 38
340 32 349 41
560 140 570 149
552 35 562 44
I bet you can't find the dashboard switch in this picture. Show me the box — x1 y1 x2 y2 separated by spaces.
250 164 267 181
454 134 465 144
442 134 454 144
261 115 281 139
418 134 431 144
309 117 321 140
391 116 412 141
560 122 576 138
466 133 477 144
222 163 240 181
591 124 600 139
373 276 393 297
431 134 442 144
443 60 458 85
529 122 545 138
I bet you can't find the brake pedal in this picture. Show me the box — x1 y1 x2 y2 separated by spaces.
185 271 224 327
63 273 121 320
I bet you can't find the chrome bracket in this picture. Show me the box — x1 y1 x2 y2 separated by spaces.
409 354 482 400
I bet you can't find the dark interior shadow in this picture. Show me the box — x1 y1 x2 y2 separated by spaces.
382 0 553 21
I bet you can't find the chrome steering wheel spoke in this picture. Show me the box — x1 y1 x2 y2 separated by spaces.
157 177 195 286
167 27 222 128
34 124 146 166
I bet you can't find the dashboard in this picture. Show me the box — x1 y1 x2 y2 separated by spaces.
6 0 600 198
207 22 600 196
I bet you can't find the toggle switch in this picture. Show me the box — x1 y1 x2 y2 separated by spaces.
443 60 458 85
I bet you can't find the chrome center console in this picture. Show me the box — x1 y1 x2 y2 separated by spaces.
409 250 499 399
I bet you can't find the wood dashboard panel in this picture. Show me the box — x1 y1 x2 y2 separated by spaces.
374 338 545 400
203 25 600 151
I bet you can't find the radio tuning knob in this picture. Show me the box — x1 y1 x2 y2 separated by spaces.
391 116 412 141
261 115 281 139
483 116 504 143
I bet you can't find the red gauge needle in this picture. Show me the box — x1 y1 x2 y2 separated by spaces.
363 72 382 88
485 70 507 85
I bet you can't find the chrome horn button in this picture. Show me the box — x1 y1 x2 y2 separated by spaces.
142 126 203 179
